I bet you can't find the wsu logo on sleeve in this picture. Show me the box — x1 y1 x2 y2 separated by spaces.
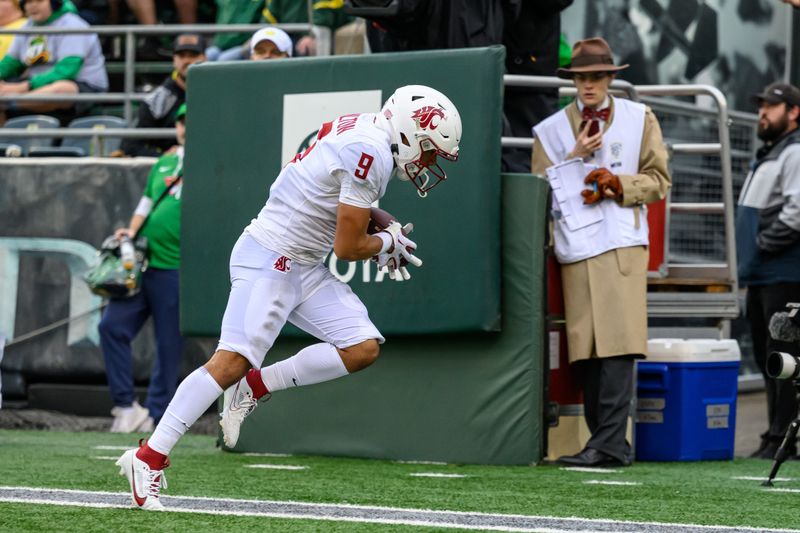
411 106 445 130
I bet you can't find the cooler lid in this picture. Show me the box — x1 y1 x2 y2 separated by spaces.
646 338 741 363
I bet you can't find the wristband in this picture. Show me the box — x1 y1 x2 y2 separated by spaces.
376 231 394 254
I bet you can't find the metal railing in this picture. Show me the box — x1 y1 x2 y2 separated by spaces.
1 23 331 127
503 75 745 319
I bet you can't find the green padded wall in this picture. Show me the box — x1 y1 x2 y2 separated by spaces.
227 174 548 465
181 47 505 336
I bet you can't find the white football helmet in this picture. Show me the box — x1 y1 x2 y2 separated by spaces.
380 85 462 197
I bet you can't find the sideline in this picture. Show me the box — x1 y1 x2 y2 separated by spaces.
1 486 798 533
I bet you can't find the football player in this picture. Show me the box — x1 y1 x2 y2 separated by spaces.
116 85 462 510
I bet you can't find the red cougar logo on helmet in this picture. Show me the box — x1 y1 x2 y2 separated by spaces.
411 106 445 130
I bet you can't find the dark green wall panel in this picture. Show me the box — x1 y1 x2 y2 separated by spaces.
227 174 549 465
181 47 505 336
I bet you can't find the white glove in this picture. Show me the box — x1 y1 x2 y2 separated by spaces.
374 222 422 281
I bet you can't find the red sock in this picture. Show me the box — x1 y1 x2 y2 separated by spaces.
136 442 168 470
245 368 269 400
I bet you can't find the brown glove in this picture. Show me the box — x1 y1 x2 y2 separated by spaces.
581 168 622 205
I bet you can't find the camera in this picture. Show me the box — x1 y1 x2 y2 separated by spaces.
766 302 800 381
766 351 800 380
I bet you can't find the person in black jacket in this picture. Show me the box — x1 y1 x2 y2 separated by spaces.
355 0 572 172
120 33 204 157
736 82 800 459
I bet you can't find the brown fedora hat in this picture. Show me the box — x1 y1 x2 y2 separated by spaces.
556 37 629 79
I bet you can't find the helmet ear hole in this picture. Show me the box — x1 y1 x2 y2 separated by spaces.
400 132 411 147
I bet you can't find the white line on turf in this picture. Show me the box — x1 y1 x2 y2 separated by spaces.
560 467 621 474
91 446 131 451
733 476 793 482
583 480 642 486
408 473 468 478
91 456 120 461
245 464 307 470
0 497 612 533
242 452 292 457
1 486 798 533
763 488 800 493
394 460 448 465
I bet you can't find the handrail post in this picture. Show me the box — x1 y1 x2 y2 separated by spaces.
706 86 738 288
123 30 136 125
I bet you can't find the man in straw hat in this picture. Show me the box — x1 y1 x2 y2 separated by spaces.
532 37 671 467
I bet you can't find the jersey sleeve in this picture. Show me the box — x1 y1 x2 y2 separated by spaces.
335 141 391 208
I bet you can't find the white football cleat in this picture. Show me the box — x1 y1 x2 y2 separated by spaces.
220 378 269 448
116 445 168 511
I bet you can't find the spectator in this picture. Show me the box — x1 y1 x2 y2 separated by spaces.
736 82 800 459
204 0 264 61
210 24 293 62
0 0 26 60
0 0 108 125
249 26 292 60
125 0 196 24
502 0 572 172
531 38 671 467
101 103 187 434
119 33 204 157
209 0 351 60
262 0 352 56
355 0 569 172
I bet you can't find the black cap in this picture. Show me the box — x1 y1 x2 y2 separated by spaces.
752 82 800 108
173 33 204 55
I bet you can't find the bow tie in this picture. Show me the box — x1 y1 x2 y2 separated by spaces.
582 107 610 121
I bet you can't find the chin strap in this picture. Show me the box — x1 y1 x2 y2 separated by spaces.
415 173 429 198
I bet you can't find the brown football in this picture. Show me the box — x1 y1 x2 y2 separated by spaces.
368 207 411 266
367 207 400 235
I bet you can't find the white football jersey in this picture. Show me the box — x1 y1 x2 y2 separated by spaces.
245 113 395 264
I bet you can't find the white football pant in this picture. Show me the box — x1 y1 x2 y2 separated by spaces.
216 233 384 368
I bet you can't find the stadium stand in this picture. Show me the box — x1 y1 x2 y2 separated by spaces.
0 114 60 155
26 114 128 156
0 21 329 155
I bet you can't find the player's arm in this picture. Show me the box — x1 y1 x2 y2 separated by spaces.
333 203 386 261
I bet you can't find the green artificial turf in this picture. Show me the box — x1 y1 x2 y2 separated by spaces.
1 429 799 531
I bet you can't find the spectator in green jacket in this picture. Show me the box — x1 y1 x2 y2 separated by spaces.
0 0 107 124
207 0 352 61
205 0 264 61
262 0 352 56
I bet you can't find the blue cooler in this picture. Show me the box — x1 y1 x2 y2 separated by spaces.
636 339 740 461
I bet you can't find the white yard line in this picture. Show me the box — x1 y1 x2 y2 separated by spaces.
394 460 449 465
1 486 798 533
91 445 130 451
732 476 793 482
91 456 121 461
583 480 642 486
560 467 622 474
408 473 468 478
245 464 307 471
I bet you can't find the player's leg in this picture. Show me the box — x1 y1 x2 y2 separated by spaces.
223 265 384 444
117 234 299 510
99 286 150 433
